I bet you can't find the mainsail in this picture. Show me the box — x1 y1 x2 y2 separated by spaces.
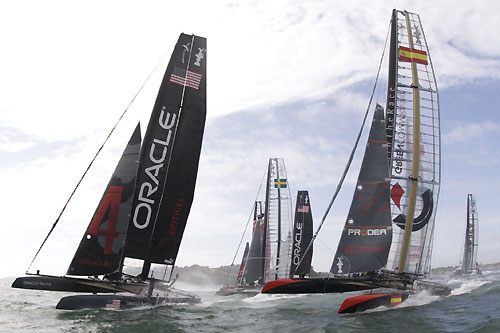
384 9 440 276
124 34 207 279
331 105 392 275
263 158 293 281
290 190 313 277
462 194 479 273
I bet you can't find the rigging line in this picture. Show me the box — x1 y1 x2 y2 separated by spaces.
26 50 171 274
293 18 392 275
222 167 268 285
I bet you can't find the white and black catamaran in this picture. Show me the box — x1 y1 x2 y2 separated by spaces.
217 158 313 296
263 10 451 313
12 33 207 310
454 194 481 276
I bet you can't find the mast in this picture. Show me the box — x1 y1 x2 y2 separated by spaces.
275 158 282 280
385 9 398 160
398 11 421 274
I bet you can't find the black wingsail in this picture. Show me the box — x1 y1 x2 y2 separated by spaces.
67 124 141 276
124 34 207 278
290 190 313 277
331 105 392 274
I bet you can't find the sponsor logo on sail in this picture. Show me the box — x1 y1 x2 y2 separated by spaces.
133 106 176 230
344 245 387 254
168 198 185 236
194 48 206 66
77 258 110 266
181 42 191 64
293 222 303 265
347 228 388 236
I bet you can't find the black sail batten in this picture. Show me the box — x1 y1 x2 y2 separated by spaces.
290 190 313 277
331 105 392 274
123 34 207 279
67 124 141 276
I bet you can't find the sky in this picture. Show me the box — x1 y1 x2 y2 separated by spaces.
1 0 500 278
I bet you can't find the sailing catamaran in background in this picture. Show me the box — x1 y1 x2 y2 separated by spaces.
454 194 481 276
217 159 313 296
12 33 207 310
263 9 451 313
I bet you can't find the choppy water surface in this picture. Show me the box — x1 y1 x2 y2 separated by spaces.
1 270 499 332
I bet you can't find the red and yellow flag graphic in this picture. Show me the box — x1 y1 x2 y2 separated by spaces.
390 295 403 305
399 46 428 65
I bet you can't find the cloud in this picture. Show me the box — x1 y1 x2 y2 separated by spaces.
443 121 500 144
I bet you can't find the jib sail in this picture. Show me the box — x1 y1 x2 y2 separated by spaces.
331 105 392 274
67 124 141 276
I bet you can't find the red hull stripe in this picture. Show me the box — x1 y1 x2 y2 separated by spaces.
338 294 390 314
262 279 305 293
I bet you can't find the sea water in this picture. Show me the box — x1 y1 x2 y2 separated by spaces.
1 270 499 332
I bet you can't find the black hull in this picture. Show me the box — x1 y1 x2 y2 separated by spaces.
262 278 377 294
56 293 201 310
12 275 146 294
215 285 261 296
338 292 411 314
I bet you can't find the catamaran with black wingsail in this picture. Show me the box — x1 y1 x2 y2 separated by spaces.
12 33 207 310
454 194 481 276
263 10 451 313
216 159 314 296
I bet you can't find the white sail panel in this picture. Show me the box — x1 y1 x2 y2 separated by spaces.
264 158 293 281
386 10 441 276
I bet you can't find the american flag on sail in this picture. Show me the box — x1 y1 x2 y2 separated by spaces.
297 205 309 213
105 298 121 310
169 67 202 90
